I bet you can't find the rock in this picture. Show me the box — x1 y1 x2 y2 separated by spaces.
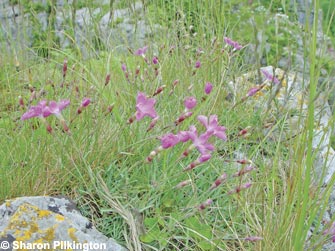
228 66 335 184
0 196 126 251
229 66 335 250
0 1 161 56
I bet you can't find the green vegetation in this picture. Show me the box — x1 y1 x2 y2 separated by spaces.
1 0 335 250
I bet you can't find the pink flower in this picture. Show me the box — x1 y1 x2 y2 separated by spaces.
195 61 201 68
121 63 127 72
21 100 49 120
187 125 214 154
224 37 243 50
261 69 280 84
204 82 213 94
177 130 191 142
81 98 91 107
77 98 91 114
197 115 227 140
152 56 158 64
43 100 70 118
161 133 180 149
135 92 157 120
184 96 197 110
135 46 148 56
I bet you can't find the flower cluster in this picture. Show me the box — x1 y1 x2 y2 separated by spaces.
21 97 91 133
21 99 70 133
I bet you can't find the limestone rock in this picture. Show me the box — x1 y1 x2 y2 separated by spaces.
0 196 126 251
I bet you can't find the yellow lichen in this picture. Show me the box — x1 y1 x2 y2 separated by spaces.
68 227 79 242
38 209 51 218
55 214 65 222
16 229 32 241
29 221 39 233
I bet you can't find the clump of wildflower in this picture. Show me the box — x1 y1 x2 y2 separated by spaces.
195 60 201 69
185 126 215 155
135 46 148 57
204 82 213 95
152 56 159 65
21 100 49 121
161 133 180 149
261 69 280 84
197 115 227 140
43 100 71 132
224 37 243 50
135 92 157 121
21 99 70 133
77 98 91 114
184 96 197 110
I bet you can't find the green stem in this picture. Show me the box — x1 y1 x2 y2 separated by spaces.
294 0 319 249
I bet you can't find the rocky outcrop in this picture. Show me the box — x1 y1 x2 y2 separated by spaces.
0 196 126 251
0 0 162 56
229 66 335 250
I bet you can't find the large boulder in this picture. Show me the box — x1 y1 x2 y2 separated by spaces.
0 196 126 251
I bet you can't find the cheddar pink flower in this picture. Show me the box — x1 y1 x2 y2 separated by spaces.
184 96 197 110
187 125 214 154
161 133 180 149
135 46 148 56
224 37 243 50
135 92 157 120
204 82 213 94
197 115 227 140
261 69 280 84
21 100 49 120
43 100 70 118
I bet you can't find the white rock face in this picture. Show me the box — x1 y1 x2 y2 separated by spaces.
0 196 126 251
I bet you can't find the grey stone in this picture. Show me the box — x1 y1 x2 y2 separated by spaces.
0 196 126 251
0 1 159 55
